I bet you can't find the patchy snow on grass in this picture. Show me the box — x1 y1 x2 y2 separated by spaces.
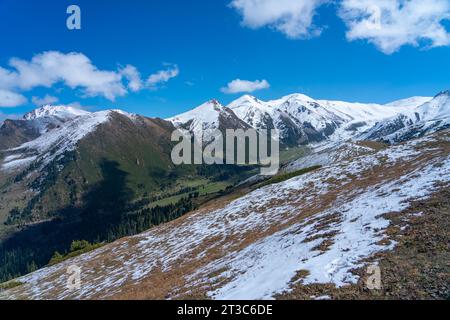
1 132 449 300
203 158 449 299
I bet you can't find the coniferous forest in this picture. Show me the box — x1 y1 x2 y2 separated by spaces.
0 160 198 282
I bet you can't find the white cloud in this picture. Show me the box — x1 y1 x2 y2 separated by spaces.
230 0 326 38
31 94 59 106
0 52 179 106
147 64 179 87
120 64 143 92
0 51 127 101
0 89 27 107
13 51 126 100
339 0 450 54
221 79 271 94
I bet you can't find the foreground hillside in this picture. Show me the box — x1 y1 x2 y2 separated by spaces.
2 129 448 300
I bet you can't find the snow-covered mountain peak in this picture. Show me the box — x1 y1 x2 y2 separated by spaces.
108 109 137 120
278 94 344 124
227 95 261 107
192 99 222 111
227 95 270 112
2 109 112 172
166 100 234 141
208 99 221 106
224 95 276 131
280 93 316 103
168 100 226 124
23 105 90 121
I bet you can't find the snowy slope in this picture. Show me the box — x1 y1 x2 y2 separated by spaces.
2 95 449 301
21 105 91 135
23 105 90 121
168 99 249 142
417 91 450 121
362 92 450 142
1 106 134 172
384 96 432 108
2 129 448 300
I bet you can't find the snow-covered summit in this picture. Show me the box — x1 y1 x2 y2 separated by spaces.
23 105 90 121
169 100 224 125
227 95 267 110
168 100 246 141
276 93 316 104
226 95 277 130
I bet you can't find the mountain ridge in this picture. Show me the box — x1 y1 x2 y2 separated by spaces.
167 92 444 145
1 90 447 173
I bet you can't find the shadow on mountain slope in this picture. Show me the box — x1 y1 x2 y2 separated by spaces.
0 160 133 282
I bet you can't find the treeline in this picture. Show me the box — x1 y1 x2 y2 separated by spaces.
0 160 254 283
0 195 197 283
48 240 104 266
102 195 197 242
0 160 198 283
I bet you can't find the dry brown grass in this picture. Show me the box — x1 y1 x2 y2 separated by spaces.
275 186 450 300
4 130 449 300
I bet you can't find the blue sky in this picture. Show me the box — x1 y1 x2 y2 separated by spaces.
1 0 450 119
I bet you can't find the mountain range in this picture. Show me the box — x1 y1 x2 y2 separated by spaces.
0 90 449 298
2 91 449 175
170 92 449 145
